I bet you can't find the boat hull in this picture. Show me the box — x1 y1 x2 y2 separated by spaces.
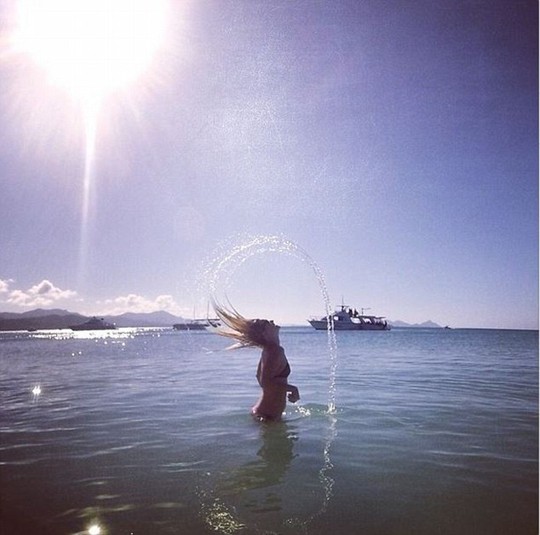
173 323 208 331
309 320 390 331
70 326 115 331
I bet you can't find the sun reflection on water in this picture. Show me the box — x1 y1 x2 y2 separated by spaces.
27 327 166 341
88 524 101 535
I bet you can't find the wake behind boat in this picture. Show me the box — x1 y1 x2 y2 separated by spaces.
309 304 390 331
70 317 116 331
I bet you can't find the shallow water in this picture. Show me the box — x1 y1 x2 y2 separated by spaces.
0 327 537 534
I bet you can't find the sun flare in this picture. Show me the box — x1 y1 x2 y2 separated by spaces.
14 0 168 105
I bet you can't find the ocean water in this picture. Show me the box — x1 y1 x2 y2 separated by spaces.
0 327 537 535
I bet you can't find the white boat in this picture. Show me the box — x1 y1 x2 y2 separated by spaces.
308 305 390 331
173 319 220 331
70 317 116 331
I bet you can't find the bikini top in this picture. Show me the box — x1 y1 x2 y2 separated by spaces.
276 362 291 379
257 347 291 382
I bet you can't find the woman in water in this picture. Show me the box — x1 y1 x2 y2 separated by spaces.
213 303 300 422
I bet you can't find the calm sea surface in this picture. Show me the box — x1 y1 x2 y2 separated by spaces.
0 327 537 535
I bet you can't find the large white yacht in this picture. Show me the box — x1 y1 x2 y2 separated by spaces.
309 305 390 331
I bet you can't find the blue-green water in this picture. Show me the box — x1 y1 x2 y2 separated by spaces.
0 327 537 534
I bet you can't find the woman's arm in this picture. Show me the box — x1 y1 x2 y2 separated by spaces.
287 384 300 403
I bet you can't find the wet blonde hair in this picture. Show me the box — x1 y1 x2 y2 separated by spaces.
212 301 272 349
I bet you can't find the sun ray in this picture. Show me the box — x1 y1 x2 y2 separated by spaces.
78 104 98 289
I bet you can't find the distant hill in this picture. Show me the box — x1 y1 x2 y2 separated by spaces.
389 319 443 328
0 309 186 331
0 308 74 320
0 311 88 331
103 311 184 328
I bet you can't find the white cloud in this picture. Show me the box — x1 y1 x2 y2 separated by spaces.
6 279 78 308
0 279 13 293
97 293 188 316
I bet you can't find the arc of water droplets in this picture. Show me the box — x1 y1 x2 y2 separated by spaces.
203 234 337 413
200 234 340 531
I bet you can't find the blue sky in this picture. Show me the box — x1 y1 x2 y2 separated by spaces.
0 0 537 329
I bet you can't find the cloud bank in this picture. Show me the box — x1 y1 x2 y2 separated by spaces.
0 278 187 316
2 279 78 308
97 293 187 316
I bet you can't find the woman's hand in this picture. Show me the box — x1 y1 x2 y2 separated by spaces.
287 386 300 403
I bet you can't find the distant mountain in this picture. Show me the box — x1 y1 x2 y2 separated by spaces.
21 308 73 318
0 309 185 331
389 319 442 328
0 308 73 320
0 311 87 331
103 311 184 328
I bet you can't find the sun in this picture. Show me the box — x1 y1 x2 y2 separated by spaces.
13 0 168 106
